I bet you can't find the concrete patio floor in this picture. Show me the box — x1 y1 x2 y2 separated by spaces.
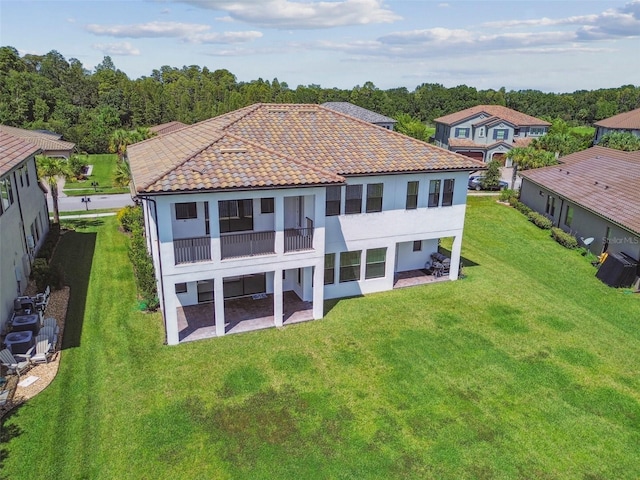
393 269 450 288
177 290 313 343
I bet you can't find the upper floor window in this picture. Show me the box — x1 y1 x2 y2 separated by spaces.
175 202 197 220
1 176 15 214
514 128 520 136
406 181 418 209
455 127 470 138
428 180 441 208
366 183 383 213
219 199 253 233
493 129 509 141
326 186 341 216
442 179 455 207
345 184 363 215
478 127 485 138
260 197 274 214
530 127 545 136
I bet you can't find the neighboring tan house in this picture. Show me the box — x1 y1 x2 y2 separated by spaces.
322 102 397 130
594 107 640 144
519 146 640 263
0 132 51 332
433 105 551 165
127 103 483 345
149 121 188 136
0 125 75 158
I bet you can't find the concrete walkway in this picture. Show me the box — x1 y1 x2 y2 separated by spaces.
56 212 117 220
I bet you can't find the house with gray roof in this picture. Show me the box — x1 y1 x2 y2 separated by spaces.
321 102 397 130
127 103 483 344
433 105 551 165
519 146 640 264
0 125 75 158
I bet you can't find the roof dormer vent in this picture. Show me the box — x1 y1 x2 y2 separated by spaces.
220 148 247 154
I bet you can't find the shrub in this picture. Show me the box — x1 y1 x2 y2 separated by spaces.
527 211 553 229
551 227 578 249
127 221 158 311
30 258 65 291
68 155 88 180
118 205 143 233
511 199 532 216
36 223 60 261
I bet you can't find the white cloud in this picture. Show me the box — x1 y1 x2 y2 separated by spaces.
160 8 170 14
85 21 210 38
92 42 141 56
174 0 401 29
85 21 262 44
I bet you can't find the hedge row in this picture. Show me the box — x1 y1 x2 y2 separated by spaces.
527 211 553 229
551 227 579 249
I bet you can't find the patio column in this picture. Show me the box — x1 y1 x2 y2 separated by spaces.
449 234 462 280
274 196 285 254
312 263 324 320
164 285 180 345
274 269 283 327
214 276 225 336
209 199 221 263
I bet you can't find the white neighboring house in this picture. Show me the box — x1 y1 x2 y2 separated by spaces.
127 103 484 345
0 132 49 332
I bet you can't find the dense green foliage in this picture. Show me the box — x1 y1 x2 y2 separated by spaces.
1 46 638 153
481 160 502 189
63 154 129 195
527 211 553 229
598 131 640 151
2 200 639 478
551 227 579 249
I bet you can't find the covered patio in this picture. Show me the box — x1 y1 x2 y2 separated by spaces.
393 269 450 289
177 291 313 343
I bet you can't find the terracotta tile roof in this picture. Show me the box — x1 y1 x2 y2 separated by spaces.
448 138 520 149
0 132 41 176
513 137 535 148
559 145 640 165
594 107 640 129
129 103 484 194
321 102 396 124
148 121 188 135
434 105 551 127
0 125 75 153
520 150 640 235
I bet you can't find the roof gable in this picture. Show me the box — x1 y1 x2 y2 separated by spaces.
594 107 640 129
435 105 550 128
0 125 75 153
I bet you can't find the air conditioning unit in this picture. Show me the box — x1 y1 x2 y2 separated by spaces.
26 235 35 249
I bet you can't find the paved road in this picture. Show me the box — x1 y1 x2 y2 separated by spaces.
48 193 134 213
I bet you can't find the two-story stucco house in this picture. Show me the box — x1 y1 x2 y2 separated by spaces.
433 105 551 165
127 104 484 345
594 107 640 144
0 133 50 332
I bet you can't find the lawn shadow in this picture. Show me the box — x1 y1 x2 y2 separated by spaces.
0 405 24 477
60 218 105 229
54 230 97 350
439 246 480 267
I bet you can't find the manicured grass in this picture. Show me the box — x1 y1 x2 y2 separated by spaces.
2 199 639 479
570 125 595 136
64 154 129 195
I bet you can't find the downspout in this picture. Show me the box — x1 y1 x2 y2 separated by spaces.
557 198 564 228
12 170 29 260
138 194 167 345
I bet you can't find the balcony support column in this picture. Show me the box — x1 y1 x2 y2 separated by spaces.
214 276 226 337
273 269 283 327
275 196 284 254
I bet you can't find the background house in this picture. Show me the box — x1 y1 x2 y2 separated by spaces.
321 102 397 130
0 132 50 332
593 107 640 144
128 103 483 345
519 146 640 264
148 121 188 136
0 125 75 158
433 105 551 165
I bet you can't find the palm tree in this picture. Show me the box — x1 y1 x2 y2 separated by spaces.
113 160 131 188
37 155 72 224
108 129 131 162
506 147 557 189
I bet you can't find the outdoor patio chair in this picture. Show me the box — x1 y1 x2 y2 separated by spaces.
43 317 59 333
38 326 58 349
29 335 53 364
0 348 31 378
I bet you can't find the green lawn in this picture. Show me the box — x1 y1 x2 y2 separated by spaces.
2 198 639 479
64 154 129 195
570 125 595 136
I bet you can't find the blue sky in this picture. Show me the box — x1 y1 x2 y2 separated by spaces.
1 0 639 92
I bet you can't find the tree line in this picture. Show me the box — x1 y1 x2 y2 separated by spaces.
1 46 639 154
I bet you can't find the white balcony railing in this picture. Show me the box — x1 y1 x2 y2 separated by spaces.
174 237 212 264
221 231 275 259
